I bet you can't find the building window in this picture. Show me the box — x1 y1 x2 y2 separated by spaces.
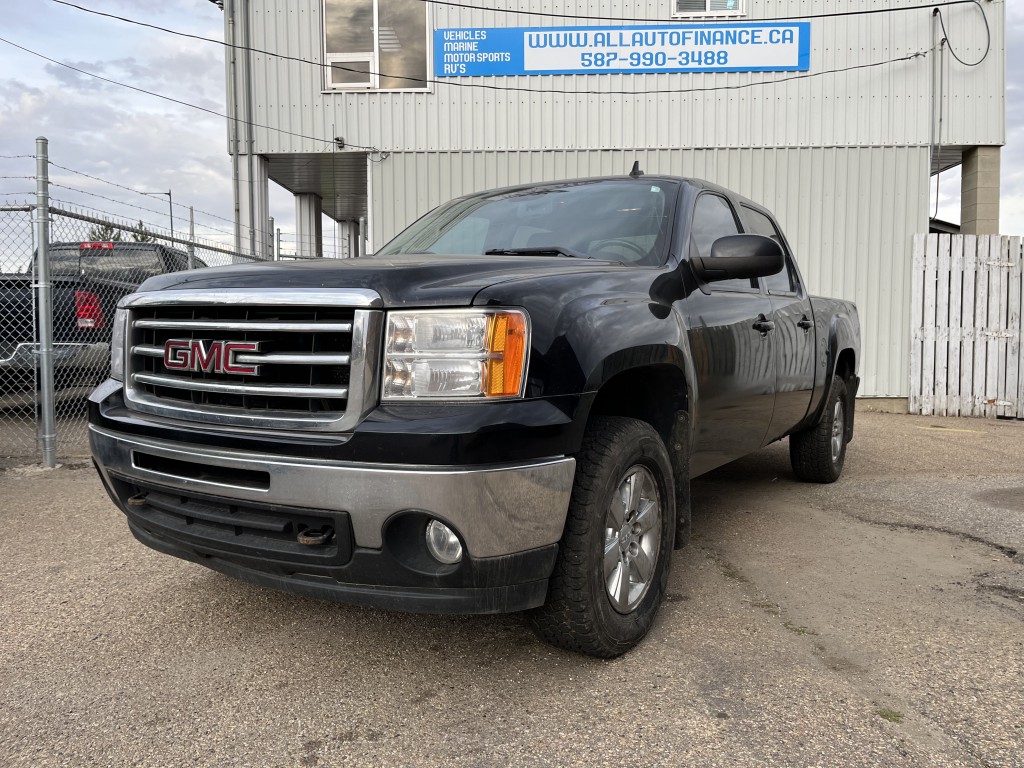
673 0 744 17
324 0 429 90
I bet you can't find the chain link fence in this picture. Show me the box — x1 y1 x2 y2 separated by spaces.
0 205 40 461
1 191 267 465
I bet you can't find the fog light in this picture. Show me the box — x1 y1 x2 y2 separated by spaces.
425 520 463 564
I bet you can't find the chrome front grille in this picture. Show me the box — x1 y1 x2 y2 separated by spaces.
122 289 383 432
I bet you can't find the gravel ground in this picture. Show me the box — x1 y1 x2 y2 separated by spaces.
0 410 1021 767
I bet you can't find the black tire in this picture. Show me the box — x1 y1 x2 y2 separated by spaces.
530 416 675 658
789 376 850 483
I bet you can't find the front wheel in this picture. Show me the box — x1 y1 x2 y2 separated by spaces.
789 376 850 483
530 416 675 658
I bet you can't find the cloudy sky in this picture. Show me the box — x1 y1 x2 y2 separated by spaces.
0 0 1021 254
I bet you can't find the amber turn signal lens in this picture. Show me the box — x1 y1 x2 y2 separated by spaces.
485 311 528 397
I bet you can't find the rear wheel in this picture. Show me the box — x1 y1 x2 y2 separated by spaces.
530 416 675 658
789 376 850 483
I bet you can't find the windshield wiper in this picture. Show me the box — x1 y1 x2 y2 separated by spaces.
484 246 591 259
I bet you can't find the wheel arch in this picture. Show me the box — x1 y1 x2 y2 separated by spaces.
585 362 690 450
803 312 859 435
581 359 694 550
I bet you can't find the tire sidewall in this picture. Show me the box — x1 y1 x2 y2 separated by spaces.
827 378 849 479
583 426 675 652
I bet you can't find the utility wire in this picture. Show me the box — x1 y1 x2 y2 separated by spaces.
48 161 246 230
935 1 990 66
49 198 236 248
0 33 929 191
50 181 206 228
53 0 982 28
49 183 237 238
49 198 179 236
0 35 395 151
413 0 984 23
0 31 929 102
52 2 390 151
48 0 948 96
0 155 37 160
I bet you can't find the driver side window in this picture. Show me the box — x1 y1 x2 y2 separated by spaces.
690 193 757 291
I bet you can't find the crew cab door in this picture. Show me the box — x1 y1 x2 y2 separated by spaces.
682 193 777 475
739 205 816 441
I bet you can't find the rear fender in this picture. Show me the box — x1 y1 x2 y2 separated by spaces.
806 310 859 430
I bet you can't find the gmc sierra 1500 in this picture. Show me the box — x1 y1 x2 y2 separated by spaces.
89 174 860 657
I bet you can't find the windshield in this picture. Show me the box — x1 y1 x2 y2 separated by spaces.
377 179 679 266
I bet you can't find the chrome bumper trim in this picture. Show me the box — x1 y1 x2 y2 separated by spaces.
89 425 576 559
132 319 354 333
132 372 349 399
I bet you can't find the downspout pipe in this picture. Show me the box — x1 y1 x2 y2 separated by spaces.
242 0 257 258
225 0 242 257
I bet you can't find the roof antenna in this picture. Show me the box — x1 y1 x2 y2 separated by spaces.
629 161 644 178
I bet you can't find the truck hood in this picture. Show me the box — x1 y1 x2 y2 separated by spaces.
137 253 629 307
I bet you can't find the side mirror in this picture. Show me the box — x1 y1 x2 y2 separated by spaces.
690 234 784 283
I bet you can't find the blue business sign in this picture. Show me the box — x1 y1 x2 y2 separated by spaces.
435 23 811 77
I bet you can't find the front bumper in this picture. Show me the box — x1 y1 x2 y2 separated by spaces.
90 423 576 614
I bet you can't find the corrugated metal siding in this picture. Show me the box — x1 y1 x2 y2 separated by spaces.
235 0 1004 398
244 0 1004 154
371 146 929 398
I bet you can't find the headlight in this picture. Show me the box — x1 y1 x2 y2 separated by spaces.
383 309 529 400
109 307 128 381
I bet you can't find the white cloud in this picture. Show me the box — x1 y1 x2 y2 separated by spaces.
0 0 261 251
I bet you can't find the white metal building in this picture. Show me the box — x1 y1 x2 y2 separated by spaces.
219 0 1006 399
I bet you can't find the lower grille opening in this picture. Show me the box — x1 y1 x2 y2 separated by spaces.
132 451 270 490
114 477 353 566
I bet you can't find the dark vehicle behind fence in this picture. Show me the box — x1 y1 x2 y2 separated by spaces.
89 174 860 657
0 242 201 408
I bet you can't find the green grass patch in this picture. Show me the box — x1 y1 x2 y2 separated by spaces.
876 708 904 723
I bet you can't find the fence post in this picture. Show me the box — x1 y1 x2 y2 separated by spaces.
188 206 195 269
33 137 57 467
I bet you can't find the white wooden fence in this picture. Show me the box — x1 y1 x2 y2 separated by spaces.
910 234 1023 418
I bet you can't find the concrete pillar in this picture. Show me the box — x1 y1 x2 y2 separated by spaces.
960 146 1001 235
236 154 271 259
333 220 356 258
295 193 324 258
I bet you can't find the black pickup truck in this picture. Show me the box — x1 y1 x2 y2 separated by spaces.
0 242 200 408
88 175 860 657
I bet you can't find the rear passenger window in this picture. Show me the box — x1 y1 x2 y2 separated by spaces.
78 250 164 280
740 206 800 296
691 194 757 291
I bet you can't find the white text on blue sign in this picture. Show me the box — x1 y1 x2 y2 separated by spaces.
434 23 812 77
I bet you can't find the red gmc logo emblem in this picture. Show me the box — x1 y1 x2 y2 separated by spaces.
163 339 262 375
